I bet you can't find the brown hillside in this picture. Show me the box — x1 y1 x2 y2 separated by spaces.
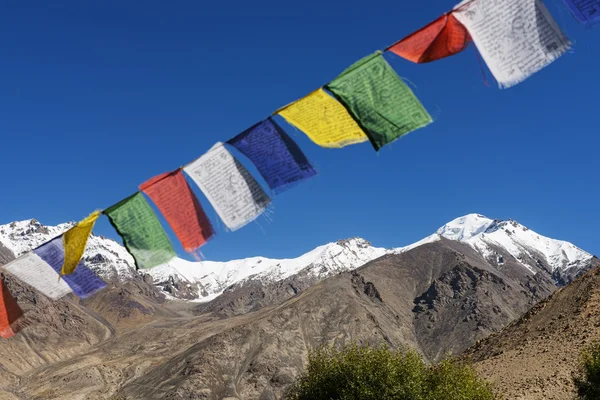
0 239 562 399
113 240 553 399
466 256 600 400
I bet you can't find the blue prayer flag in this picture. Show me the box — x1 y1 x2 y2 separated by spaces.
562 0 600 23
227 118 317 194
34 238 106 299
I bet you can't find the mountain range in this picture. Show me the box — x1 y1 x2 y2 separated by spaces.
0 214 593 302
0 213 597 399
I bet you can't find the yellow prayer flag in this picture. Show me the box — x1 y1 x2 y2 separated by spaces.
276 88 368 148
61 211 100 276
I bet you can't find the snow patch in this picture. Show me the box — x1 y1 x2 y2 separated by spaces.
150 238 387 301
436 214 494 241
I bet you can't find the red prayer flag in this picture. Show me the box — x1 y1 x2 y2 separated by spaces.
140 169 214 252
388 13 471 63
0 281 23 339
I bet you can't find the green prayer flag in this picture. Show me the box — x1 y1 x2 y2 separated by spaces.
326 51 432 151
104 192 176 269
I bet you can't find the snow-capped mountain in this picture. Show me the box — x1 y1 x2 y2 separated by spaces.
0 219 389 301
150 238 387 302
434 214 593 283
0 214 595 302
0 219 137 281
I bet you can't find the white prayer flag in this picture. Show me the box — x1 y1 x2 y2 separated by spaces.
2 252 72 300
184 143 271 231
454 0 570 88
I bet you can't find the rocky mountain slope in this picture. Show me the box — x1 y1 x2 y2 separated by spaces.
197 214 595 318
0 214 596 399
0 243 189 400
466 256 600 400
0 237 571 399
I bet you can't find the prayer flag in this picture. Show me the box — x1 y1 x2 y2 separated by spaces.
62 211 100 276
326 52 432 151
388 13 471 63
139 170 214 252
276 88 369 148
227 118 317 194
453 0 571 88
0 281 23 339
183 143 271 231
562 0 600 24
104 192 177 269
0 326 17 339
34 238 106 299
3 252 72 300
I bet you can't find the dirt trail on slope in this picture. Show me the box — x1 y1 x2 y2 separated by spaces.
4 302 279 400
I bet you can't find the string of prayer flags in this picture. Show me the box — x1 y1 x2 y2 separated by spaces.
453 0 571 89
62 211 100 276
140 170 214 253
562 0 600 24
3 252 72 300
34 238 106 299
326 52 432 151
276 88 369 148
104 192 177 269
0 281 23 339
226 118 317 194
184 143 271 231
388 13 471 63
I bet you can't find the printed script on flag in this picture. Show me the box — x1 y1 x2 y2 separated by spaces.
562 0 600 23
388 13 471 63
276 89 368 148
227 118 317 194
3 252 72 300
326 52 432 151
104 192 177 269
140 170 214 252
35 238 106 299
453 0 571 88
184 143 271 231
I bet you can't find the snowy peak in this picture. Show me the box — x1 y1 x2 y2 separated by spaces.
436 214 494 241
300 237 387 278
435 214 593 279
149 237 387 302
0 219 71 256
0 219 137 281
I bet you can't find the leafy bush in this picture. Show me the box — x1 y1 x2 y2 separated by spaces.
425 358 496 400
574 340 600 399
286 343 496 400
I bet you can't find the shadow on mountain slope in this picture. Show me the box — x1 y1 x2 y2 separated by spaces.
108 239 557 399
0 239 571 399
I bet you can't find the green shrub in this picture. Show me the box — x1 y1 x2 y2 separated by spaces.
425 358 497 400
574 340 600 399
286 343 496 400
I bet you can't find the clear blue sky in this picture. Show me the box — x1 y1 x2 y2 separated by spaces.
1 0 598 262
